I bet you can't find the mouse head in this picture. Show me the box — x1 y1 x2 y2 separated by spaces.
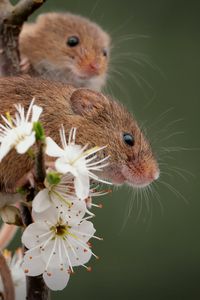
69 88 160 188
21 13 111 91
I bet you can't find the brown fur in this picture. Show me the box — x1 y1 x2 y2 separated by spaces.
0 76 159 192
19 13 111 91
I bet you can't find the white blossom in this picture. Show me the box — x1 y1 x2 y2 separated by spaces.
46 127 111 200
0 99 43 161
22 206 98 291
0 249 26 300
32 171 88 222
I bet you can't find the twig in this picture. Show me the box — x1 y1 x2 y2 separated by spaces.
35 141 46 184
26 275 50 300
0 251 15 300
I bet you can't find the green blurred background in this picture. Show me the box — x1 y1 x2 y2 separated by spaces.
10 0 200 299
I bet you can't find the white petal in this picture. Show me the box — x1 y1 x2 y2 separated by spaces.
55 158 78 176
65 200 87 224
32 189 51 213
22 251 45 276
67 237 92 267
32 205 58 224
46 137 65 157
22 222 49 249
77 220 96 241
43 267 70 291
74 174 90 200
31 105 43 122
40 239 62 267
0 137 13 161
16 132 35 154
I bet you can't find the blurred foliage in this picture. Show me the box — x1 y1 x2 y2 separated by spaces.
5 0 200 299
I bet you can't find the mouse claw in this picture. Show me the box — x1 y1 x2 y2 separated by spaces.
20 56 30 73
27 172 35 188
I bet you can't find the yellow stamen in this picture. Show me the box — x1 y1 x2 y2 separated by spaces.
6 112 13 127
51 190 72 207
2 249 11 259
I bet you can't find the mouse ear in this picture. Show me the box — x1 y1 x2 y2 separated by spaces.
70 88 106 116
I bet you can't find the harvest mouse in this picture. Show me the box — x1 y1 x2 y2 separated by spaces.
0 76 159 191
19 12 111 91
0 76 159 247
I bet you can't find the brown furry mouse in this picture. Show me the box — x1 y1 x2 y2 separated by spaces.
19 12 111 91
0 76 159 192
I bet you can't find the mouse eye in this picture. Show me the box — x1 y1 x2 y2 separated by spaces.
67 36 80 47
123 133 135 147
102 48 108 57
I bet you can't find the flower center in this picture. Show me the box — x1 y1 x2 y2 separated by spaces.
56 225 68 236
51 224 70 238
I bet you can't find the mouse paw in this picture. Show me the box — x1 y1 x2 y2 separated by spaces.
15 169 35 191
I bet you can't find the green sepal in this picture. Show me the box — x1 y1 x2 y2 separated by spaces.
46 172 61 185
33 121 45 142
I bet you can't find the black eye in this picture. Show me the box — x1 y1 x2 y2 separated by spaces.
123 133 135 147
67 36 80 47
102 48 108 57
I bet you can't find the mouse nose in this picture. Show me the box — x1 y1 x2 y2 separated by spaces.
86 61 100 75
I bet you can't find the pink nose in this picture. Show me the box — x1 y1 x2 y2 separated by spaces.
87 62 100 75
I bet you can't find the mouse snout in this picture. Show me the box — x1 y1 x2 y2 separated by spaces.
145 165 160 182
85 61 100 76
121 157 160 188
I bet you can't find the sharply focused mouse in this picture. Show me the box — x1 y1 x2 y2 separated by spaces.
0 76 159 248
0 76 159 191
19 12 111 91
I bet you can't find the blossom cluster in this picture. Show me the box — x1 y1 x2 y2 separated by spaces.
0 100 111 291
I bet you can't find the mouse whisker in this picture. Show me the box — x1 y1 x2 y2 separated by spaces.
158 180 188 205
159 131 185 143
149 182 164 215
112 33 150 45
106 72 130 99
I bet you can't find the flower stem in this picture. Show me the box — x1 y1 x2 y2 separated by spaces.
35 141 46 184
26 274 51 300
